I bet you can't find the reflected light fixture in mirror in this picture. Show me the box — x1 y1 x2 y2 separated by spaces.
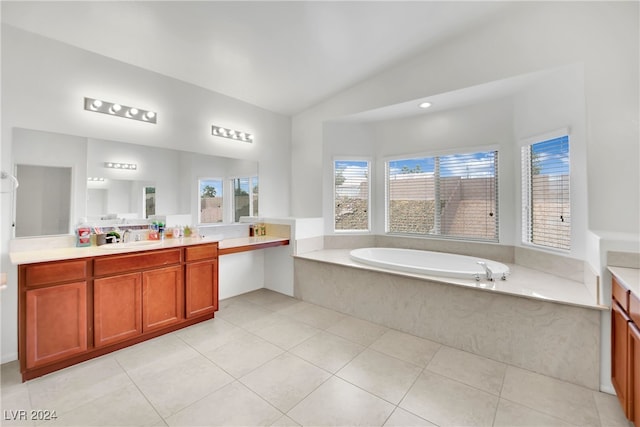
212 125 254 143
84 97 157 124
104 162 137 170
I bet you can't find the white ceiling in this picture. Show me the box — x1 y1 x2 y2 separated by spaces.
1 1 513 116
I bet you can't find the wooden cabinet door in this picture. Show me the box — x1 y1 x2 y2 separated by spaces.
25 282 87 368
142 266 183 332
185 259 218 318
613 301 631 417
94 273 142 347
629 323 640 426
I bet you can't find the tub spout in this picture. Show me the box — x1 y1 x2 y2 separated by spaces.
477 261 494 281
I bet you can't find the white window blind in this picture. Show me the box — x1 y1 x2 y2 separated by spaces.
521 135 570 250
386 150 498 241
334 160 370 231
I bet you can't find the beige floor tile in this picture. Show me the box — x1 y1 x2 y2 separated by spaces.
27 357 131 415
592 390 630 427
426 345 507 395
1 384 35 427
203 333 284 378
400 371 499 427
1 361 33 425
113 333 200 374
216 299 274 326
237 288 297 309
337 348 422 404
287 376 395 426
326 316 388 346
290 331 364 373
239 353 330 412
370 329 441 367
173 317 247 353
383 407 436 426
501 366 600 426
165 381 282 426
283 304 346 330
43 383 162 426
241 312 291 334
129 354 234 418
493 398 574 426
251 317 321 350
270 414 301 426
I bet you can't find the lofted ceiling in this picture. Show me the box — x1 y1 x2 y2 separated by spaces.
1 1 513 116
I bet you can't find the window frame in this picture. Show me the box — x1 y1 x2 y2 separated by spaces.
230 175 259 222
333 157 372 233
197 177 224 224
520 129 571 252
384 146 499 242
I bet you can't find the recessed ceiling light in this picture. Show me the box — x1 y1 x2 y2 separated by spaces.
419 102 432 109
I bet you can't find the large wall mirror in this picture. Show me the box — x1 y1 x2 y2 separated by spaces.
12 128 258 238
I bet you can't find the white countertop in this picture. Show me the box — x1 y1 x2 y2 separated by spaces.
295 249 606 310
9 236 223 265
218 235 290 250
609 266 640 296
9 234 290 265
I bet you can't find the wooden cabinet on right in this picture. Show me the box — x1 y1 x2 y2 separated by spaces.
612 275 640 425
185 244 218 318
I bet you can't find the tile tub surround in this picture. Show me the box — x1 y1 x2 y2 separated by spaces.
294 252 602 390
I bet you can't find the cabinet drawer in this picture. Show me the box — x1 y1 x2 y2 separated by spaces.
185 244 218 262
94 249 182 276
613 277 630 312
24 259 88 287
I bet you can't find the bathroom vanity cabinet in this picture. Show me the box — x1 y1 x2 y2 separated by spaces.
185 244 218 318
18 242 218 381
611 275 640 426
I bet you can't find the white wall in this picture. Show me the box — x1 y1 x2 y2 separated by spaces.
293 2 639 239
322 98 515 239
513 65 588 260
0 25 292 362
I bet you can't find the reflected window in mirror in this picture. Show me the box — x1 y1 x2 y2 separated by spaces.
233 176 258 222
144 186 156 218
15 164 72 237
199 178 223 223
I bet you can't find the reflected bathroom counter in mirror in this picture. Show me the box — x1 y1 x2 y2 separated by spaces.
9 235 223 265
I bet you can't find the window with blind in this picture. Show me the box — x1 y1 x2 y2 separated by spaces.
386 150 498 241
334 160 370 231
521 135 570 250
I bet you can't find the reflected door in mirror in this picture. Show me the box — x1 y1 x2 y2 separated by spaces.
15 164 72 237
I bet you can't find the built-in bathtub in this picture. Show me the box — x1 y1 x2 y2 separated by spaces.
350 247 510 281
294 247 605 390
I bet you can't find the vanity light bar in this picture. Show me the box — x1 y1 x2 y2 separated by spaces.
84 97 157 124
88 177 105 182
212 125 254 143
104 162 137 170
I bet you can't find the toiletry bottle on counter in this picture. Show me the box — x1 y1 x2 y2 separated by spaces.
76 226 91 247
